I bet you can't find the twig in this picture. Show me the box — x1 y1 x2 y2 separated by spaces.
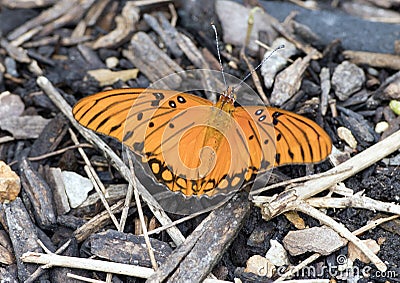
307 193 400 214
25 239 71 283
0 136 14 144
168 3 177 27
240 48 270 105
250 166 352 196
127 150 158 270
118 163 134 232
8 143 93 166
131 0 171 7
73 199 126 242
36 75 185 246
69 128 120 229
67 273 106 283
22 252 154 278
145 205 218 236
21 252 231 282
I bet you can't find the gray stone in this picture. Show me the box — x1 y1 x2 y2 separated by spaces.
283 226 347 256
332 61 365 101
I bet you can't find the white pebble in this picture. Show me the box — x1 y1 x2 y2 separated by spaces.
62 171 93 208
337 127 357 149
105 57 119 69
375 121 389 134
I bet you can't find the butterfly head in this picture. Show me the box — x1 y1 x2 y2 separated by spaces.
220 86 236 103
215 86 237 113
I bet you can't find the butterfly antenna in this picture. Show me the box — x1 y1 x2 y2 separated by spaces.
212 24 228 89
235 44 285 91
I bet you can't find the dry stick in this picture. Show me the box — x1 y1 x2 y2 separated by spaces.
69 128 120 229
118 171 134 231
8 143 93 167
21 252 230 283
22 252 154 279
145 203 223 236
36 75 185 246
168 3 177 27
250 166 351 196
275 215 399 282
127 151 158 270
25 239 72 283
67 273 105 283
73 199 127 242
307 194 400 214
240 48 270 105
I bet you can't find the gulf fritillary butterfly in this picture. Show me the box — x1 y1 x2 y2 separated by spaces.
73 84 332 198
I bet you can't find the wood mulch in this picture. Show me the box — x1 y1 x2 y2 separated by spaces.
0 0 400 282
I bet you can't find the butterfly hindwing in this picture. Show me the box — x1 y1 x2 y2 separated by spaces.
265 107 332 166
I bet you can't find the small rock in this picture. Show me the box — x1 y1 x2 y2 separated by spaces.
215 0 277 54
270 53 314 106
62 171 93 208
389 100 400 115
332 61 365 101
284 211 306 229
0 115 50 139
247 227 268 249
283 226 347 256
385 152 400 166
87 69 139 87
0 91 25 120
337 127 357 149
375 121 389 134
265 240 290 267
244 255 275 278
0 161 20 203
383 80 400 100
348 239 380 264
105 56 119 69
5 57 18 77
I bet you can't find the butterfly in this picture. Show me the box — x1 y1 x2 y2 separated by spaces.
73 86 332 198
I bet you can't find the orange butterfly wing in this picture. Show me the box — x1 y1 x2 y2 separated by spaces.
72 88 206 145
73 88 332 198
235 106 332 167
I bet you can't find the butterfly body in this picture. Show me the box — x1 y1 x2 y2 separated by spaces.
73 88 332 197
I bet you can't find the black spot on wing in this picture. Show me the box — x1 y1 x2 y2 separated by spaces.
275 153 281 165
169 100 176 108
272 111 283 126
177 95 186 103
123 130 134 142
